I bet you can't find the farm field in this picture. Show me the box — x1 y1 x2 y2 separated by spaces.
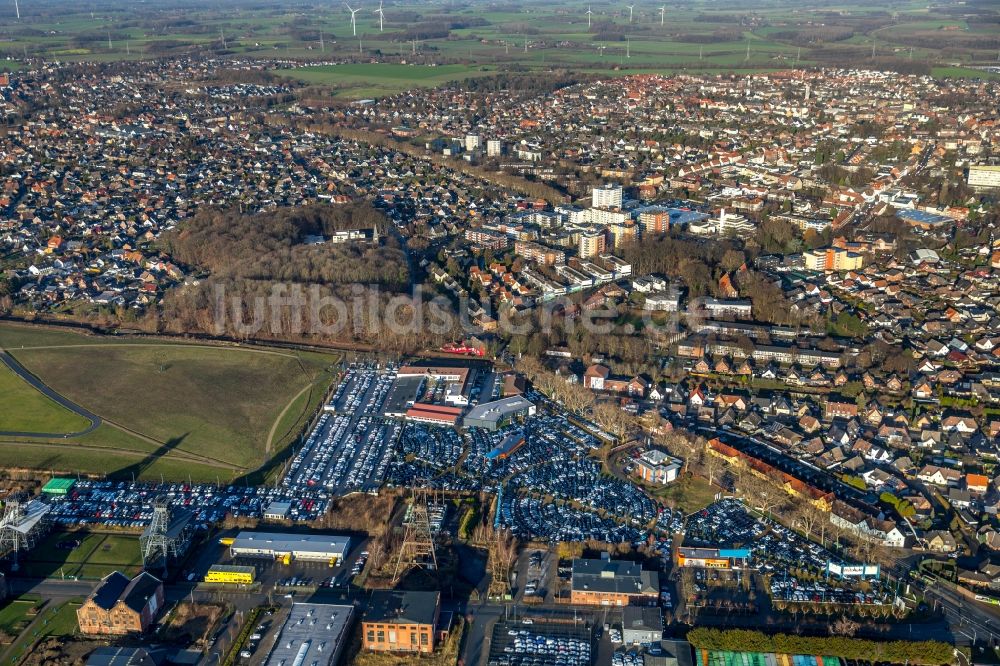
0 0 997 85
287 63 497 97
0 324 338 481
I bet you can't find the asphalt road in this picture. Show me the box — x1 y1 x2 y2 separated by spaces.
924 579 1000 647
0 349 102 438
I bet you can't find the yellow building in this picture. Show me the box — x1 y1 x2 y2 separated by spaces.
204 565 255 585
803 247 864 272
579 230 607 259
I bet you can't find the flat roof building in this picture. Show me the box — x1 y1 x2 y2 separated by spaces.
204 565 255 585
622 606 663 645
968 165 1000 191
463 396 536 431
405 403 462 427
362 590 441 654
676 547 750 569
570 558 659 606
230 532 350 564
484 430 527 460
634 449 681 485
263 603 353 666
263 501 292 521
41 478 75 496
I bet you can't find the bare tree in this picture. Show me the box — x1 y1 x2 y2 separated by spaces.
592 402 634 441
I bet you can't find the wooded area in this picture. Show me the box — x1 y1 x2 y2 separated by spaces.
155 203 454 350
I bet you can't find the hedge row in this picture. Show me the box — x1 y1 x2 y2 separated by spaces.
686 628 954 666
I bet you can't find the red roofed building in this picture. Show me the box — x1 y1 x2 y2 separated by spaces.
405 403 462 427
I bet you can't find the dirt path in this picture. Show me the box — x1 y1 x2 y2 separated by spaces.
265 383 315 454
0 440 240 470
6 342 302 358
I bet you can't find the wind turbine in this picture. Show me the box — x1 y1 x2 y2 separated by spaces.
345 3 360 37
586 6 592 28
374 1 384 32
626 4 634 23
626 34 630 58
659 6 665 26
13 0 19 20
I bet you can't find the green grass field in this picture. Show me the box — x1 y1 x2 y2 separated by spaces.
0 599 81 665
0 363 90 434
21 531 143 580
286 63 496 97
0 599 35 638
653 475 719 515
931 66 1000 80
0 323 338 481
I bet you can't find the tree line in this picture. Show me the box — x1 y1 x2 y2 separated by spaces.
686 628 953 665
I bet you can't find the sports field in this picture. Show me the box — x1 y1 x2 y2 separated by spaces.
0 323 338 482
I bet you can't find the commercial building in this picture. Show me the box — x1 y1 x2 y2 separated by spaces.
463 396 536 431
968 165 1000 191
397 365 471 406
803 247 865 272
229 531 351 565
569 557 659 606
204 564 255 585
362 589 441 654
634 449 681 485
622 607 663 645
263 500 292 521
85 647 164 666
592 184 623 209
41 478 75 496
675 547 750 569
484 430 527 461
77 571 164 636
405 403 463 427
897 208 952 230
263 603 353 666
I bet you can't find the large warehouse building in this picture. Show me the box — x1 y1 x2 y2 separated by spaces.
229 532 351 564
263 603 353 666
